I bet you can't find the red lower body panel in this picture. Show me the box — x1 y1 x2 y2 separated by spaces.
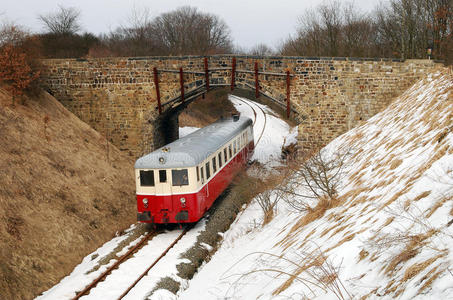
137 142 253 223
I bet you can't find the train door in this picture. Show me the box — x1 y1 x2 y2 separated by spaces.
155 169 173 210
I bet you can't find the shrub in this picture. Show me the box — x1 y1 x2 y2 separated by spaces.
0 25 41 105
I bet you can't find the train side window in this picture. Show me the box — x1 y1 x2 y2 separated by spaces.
159 170 167 183
140 170 155 186
206 162 211 179
233 141 237 153
224 148 227 162
172 169 189 186
229 145 232 158
212 157 217 173
201 167 204 182
218 153 222 168
196 166 200 181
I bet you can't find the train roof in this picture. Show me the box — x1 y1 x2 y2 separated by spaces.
135 116 253 169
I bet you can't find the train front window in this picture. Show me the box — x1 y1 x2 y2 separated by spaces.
159 170 167 183
140 170 155 186
172 169 189 186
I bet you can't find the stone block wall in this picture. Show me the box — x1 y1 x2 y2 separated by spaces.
41 56 441 158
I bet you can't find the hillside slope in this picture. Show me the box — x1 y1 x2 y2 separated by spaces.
179 69 453 299
0 88 136 299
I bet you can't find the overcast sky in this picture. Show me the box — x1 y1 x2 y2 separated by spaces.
2 0 382 49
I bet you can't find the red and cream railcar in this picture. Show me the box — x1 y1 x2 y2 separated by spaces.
135 116 254 224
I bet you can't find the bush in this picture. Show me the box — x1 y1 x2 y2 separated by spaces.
0 24 41 105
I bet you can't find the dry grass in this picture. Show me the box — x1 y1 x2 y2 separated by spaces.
268 249 351 299
330 224 350 237
417 266 444 294
358 249 369 261
276 195 345 249
320 226 334 238
425 194 451 218
0 87 136 299
384 229 438 275
381 217 395 228
178 88 238 128
389 158 403 170
326 233 356 252
401 253 445 283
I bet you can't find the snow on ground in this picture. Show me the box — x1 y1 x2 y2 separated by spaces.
229 95 294 167
178 71 453 299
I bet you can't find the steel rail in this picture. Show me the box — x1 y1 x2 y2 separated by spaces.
117 227 189 300
72 231 154 300
233 98 267 147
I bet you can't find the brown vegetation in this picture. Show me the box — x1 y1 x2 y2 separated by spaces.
0 25 41 105
0 87 136 299
178 89 238 128
280 0 453 63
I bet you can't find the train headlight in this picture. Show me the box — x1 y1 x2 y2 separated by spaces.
142 198 148 208
180 197 186 207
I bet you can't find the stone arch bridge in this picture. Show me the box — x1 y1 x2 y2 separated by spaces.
42 55 440 158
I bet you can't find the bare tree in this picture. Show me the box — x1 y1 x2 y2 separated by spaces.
279 0 452 63
38 5 81 35
318 0 342 56
151 6 232 55
0 22 28 46
248 43 274 56
342 3 375 57
278 148 350 213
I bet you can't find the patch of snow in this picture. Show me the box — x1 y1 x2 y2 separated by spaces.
179 126 199 138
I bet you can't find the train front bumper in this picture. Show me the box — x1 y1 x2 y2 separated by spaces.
137 211 151 222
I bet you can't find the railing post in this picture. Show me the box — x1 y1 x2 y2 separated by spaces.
254 61 259 98
179 67 185 102
286 70 290 118
231 57 236 91
204 57 209 92
153 67 162 114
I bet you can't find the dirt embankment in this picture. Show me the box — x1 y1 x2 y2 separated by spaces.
178 89 238 128
0 87 136 299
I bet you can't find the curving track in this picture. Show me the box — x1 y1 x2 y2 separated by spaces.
230 96 267 147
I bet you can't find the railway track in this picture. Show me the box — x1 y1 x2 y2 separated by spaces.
117 227 189 299
69 97 267 300
232 97 267 146
71 227 189 300
72 231 155 300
